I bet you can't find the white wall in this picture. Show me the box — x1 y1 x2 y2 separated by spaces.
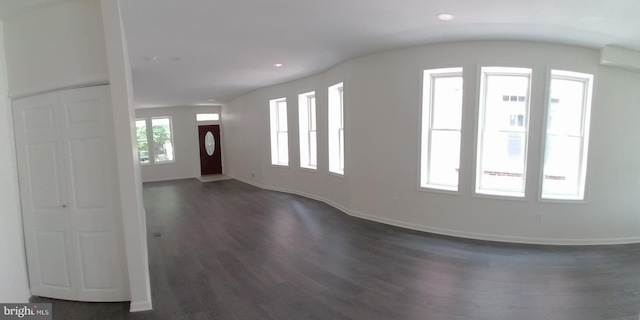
0 21 31 303
3 0 109 98
2 0 152 310
136 105 222 182
224 41 640 245
224 66 351 210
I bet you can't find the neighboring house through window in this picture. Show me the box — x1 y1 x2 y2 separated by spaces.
476 67 532 197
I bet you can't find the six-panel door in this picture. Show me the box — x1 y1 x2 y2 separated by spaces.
13 86 129 302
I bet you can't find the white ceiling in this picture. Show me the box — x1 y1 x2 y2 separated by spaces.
2 0 640 108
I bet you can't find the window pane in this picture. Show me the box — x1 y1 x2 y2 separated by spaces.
299 102 309 166
484 76 529 131
542 70 593 200
432 77 463 130
309 97 317 131
309 131 317 167
278 101 287 131
476 67 531 196
542 135 581 196
339 89 344 128
329 82 344 175
196 113 219 121
420 68 463 190
298 93 316 169
135 120 149 164
338 128 344 172
270 98 288 166
307 97 317 168
277 132 288 165
429 130 460 186
270 100 278 164
547 79 584 136
152 118 174 163
479 131 526 192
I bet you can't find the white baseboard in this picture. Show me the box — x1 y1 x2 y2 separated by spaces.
346 208 640 246
129 300 152 312
230 175 640 246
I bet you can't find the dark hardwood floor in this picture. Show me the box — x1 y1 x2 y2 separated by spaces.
32 178 640 319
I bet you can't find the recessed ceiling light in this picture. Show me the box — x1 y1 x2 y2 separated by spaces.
207 99 216 102
437 13 455 21
273 63 283 67
143 56 158 62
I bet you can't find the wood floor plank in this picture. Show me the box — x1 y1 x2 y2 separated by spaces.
30 178 640 320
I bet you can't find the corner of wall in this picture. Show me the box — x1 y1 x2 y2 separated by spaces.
0 20 31 303
101 0 152 311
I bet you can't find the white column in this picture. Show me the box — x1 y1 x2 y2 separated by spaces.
100 0 152 312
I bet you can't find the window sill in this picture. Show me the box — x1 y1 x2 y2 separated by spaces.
538 196 587 204
151 161 176 165
418 186 460 196
328 171 345 178
474 190 527 201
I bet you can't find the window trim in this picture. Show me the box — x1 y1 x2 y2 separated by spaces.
475 66 533 198
538 69 594 202
328 82 345 176
269 97 289 166
135 116 176 165
298 91 318 171
135 118 150 165
150 116 176 164
196 113 220 122
419 67 464 192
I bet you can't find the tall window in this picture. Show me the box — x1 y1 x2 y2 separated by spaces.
420 68 463 191
328 82 344 175
298 91 317 170
135 117 174 164
541 70 593 200
151 117 174 163
269 98 289 166
476 67 532 197
135 119 149 164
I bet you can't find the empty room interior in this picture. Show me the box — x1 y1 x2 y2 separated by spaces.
1 0 640 319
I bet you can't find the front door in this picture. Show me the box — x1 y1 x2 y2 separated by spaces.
198 125 223 175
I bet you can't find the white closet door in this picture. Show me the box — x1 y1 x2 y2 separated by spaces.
14 85 130 302
14 92 75 300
